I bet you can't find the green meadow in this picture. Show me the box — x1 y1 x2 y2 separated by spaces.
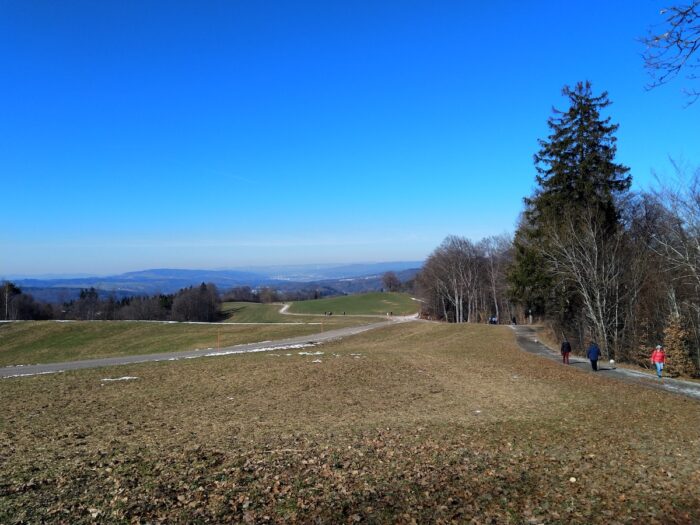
287 292 419 316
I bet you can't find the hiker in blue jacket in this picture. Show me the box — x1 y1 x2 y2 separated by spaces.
587 341 601 371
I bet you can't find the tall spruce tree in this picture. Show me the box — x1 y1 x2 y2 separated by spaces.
509 81 631 337
527 81 631 226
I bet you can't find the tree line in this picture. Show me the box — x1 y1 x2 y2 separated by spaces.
0 281 378 323
417 81 699 377
1 282 222 323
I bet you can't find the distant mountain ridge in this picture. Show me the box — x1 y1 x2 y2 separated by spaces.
12 262 423 302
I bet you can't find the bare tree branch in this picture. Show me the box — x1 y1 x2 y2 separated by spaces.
642 1 700 104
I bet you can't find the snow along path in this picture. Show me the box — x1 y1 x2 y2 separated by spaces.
511 324 700 401
0 320 401 379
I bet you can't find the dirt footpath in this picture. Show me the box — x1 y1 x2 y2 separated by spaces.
512 324 700 401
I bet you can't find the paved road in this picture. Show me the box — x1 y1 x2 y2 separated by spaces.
512 325 700 401
0 320 400 379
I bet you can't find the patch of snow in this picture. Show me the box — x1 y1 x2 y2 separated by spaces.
661 383 700 400
312 359 322 363
298 351 324 356
101 376 139 382
2 370 64 379
203 342 318 358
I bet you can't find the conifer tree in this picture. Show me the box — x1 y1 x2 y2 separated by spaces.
662 313 697 377
527 81 631 227
509 82 631 348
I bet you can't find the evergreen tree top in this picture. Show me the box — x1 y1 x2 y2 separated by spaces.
526 81 631 225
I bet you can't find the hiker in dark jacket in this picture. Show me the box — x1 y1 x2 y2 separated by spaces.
560 339 572 365
587 341 601 371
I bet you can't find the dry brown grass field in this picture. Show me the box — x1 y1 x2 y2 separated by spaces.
1 322 699 523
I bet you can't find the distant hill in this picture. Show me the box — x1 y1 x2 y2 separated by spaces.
307 268 420 294
234 261 422 282
14 269 279 302
12 263 422 302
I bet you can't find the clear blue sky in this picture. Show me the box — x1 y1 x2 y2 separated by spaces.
1 1 698 276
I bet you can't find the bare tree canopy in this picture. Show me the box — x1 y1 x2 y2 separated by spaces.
417 235 513 324
642 1 700 104
382 272 401 292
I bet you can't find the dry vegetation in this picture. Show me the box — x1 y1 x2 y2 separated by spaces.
1 323 699 523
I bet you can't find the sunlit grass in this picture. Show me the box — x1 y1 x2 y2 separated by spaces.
2 322 698 523
288 292 419 316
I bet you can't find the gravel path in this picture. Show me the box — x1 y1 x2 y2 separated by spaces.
0 320 398 379
512 324 700 401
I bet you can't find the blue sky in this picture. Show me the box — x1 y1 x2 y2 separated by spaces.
1 1 698 276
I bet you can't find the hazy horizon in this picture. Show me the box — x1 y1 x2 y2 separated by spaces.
3 259 425 280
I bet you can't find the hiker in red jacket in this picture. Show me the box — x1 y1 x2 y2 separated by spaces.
651 345 666 379
560 339 572 364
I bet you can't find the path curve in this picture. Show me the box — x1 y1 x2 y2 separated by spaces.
512 324 700 401
278 303 419 320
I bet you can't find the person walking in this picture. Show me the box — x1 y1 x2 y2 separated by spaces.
587 341 601 371
560 339 572 365
651 344 666 379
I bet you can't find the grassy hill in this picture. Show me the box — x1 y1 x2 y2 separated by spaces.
0 307 377 366
287 292 420 316
0 321 328 366
221 301 309 323
220 302 379 324
2 322 698 523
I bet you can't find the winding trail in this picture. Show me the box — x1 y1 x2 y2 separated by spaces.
512 324 700 401
277 303 419 321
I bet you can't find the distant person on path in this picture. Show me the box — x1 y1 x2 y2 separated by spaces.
560 339 572 365
587 341 601 371
651 345 666 379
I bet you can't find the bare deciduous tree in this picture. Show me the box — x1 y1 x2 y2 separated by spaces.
479 235 512 323
417 235 511 324
382 272 401 292
539 208 628 359
650 163 700 289
643 1 700 104
648 163 700 368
